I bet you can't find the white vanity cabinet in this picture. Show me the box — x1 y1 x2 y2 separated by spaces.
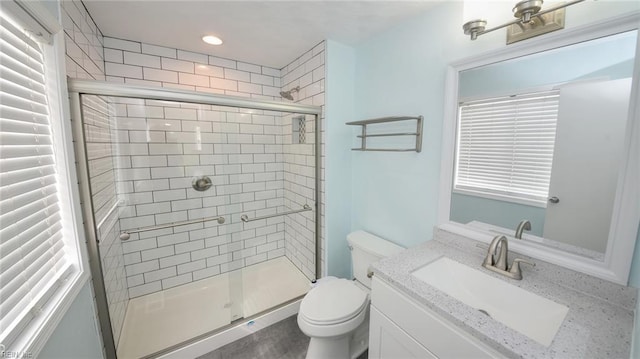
368 277 505 359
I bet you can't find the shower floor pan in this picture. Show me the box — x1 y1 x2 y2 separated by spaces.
116 256 311 359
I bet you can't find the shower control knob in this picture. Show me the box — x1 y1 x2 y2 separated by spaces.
192 176 213 192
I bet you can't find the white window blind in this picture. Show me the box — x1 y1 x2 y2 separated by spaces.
0 15 71 345
455 90 560 205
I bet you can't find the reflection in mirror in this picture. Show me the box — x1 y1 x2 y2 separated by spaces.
450 30 637 258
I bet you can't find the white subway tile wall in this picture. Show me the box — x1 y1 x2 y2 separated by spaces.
103 37 326 296
103 37 282 100
61 1 105 80
63 0 129 349
110 99 291 297
65 1 326 328
280 42 325 279
82 95 129 347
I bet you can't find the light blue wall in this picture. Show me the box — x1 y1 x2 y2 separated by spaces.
40 282 104 359
345 2 640 258
350 2 468 248
343 3 640 356
450 193 546 236
459 30 636 99
325 40 356 278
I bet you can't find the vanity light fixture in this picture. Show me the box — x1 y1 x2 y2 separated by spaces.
463 0 585 43
202 35 223 45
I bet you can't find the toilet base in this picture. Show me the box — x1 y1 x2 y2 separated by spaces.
349 317 369 359
303 310 370 359
306 336 350 359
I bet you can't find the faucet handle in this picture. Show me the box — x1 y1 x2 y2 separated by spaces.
509 258 536 280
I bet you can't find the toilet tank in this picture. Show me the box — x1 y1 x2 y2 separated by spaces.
347 230 404 289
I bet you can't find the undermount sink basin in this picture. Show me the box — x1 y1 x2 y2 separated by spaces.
411 257 568 347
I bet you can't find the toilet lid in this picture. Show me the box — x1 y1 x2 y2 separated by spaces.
300 279 368 326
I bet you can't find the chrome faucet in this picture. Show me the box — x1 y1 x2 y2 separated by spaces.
515 220 531 239
483 235 509 271
482 235 535 280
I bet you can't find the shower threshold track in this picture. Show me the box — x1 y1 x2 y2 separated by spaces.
116 257 310 358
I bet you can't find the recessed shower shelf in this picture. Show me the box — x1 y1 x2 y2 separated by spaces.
347 115 423 152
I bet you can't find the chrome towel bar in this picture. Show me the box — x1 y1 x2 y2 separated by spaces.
346 116 420 125
357 132 419 138
119 215 226 240
241 204 312 223
352 148 416 152
346 115 423 152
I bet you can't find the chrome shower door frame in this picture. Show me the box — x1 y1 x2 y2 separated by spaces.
67 79 323 358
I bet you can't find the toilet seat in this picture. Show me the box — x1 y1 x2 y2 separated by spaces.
299 279 368 326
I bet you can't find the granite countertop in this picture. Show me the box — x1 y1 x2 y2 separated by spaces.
370 227 637 359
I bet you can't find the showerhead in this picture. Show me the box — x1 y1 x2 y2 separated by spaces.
279 91 294 100
280 86 300 100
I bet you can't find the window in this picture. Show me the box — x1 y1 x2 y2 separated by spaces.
454 90 560 206
0 6 87 355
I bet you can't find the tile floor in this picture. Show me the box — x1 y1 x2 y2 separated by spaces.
197 315 309 359
198 315 370 359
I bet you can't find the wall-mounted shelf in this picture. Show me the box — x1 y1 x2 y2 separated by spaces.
346 116 423 152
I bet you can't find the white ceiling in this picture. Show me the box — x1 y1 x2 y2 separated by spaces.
83 1 441 69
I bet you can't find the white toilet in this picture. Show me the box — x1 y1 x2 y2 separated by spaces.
297 230 404 359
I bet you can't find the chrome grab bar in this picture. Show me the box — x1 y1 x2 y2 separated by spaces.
241 204 312 223
119 215 226 240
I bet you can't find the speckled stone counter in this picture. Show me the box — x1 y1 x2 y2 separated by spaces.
370 227 637 359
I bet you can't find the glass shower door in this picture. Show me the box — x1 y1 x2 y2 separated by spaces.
79 95 242 358
74 85 320 358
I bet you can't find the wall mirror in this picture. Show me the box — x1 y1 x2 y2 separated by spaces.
439 13 640 285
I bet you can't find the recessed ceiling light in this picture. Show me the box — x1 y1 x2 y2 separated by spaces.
202 35 223 45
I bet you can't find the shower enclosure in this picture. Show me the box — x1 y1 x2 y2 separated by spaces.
68 79 321 358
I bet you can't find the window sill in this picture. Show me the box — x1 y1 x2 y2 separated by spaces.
452 187 547 209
